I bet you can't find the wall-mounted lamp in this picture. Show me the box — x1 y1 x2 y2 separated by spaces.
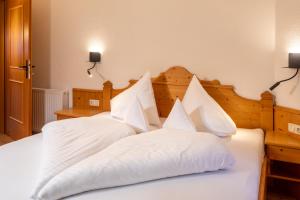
87 52 101 78
90 52 101 63
269 53 300 91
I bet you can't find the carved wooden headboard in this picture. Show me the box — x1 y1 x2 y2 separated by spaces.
96 66 274 131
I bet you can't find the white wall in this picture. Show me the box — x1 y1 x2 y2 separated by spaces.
32 0 51 88
36 0 275 101
274 0 300 109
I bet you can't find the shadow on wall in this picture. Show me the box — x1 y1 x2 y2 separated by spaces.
32 0 51 88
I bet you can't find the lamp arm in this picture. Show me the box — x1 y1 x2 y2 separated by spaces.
278 68 299 83
87 62 97 71
270 68 299 91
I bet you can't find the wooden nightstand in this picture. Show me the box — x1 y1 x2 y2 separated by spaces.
55 108 103 120
265 131 300 198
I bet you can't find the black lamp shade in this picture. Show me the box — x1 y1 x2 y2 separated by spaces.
289 53 300 68
89 52 101 63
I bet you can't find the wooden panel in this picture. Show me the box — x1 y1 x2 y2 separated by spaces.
259 157 267 200
55 108 102 120
5 0 32 140
9 6 23 66
0 134 14 146
0 0 4 133
9 80 24 123
73 88 103 111
103 66 274 131
267 146 300 164
56 115 75 121
6 4 26 137
275 106 300 139
265 131 300 150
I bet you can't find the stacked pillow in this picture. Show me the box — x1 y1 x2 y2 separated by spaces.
110 72 161 132
111 73 237 137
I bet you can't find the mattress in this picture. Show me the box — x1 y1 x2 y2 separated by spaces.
0 128 264 200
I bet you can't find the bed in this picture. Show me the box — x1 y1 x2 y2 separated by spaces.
0 67 274 200
0 127 264 200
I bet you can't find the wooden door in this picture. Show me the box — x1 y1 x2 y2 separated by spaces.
0 0 4 134
5 0 32 140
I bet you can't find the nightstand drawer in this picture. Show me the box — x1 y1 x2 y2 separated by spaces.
267 146 300 164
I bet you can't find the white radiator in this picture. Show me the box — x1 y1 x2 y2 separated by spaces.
32 88 69 133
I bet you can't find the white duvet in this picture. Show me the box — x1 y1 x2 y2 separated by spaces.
32 115 136 199
34 129 235 200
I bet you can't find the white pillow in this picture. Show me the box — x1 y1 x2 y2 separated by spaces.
182 75 237 137
124 97 150 133
163 99 197 132
111 72 161 127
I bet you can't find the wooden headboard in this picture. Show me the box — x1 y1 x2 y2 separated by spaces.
99 66 274 131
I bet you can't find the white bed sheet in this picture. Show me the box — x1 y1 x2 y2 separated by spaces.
0 128 264 200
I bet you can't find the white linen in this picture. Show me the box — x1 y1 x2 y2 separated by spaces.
36 129 235 200
0 128 264 200
95 112 160 131
182 75 237 136
163 99 197 132
32 116 136 199
110 72 161 127
124 97 150 132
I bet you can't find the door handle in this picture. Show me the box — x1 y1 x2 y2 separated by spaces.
19 60 34 79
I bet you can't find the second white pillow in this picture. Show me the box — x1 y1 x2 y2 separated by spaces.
182 75 237 137
163 99 197 132
110 72 161 127
124 97 150 133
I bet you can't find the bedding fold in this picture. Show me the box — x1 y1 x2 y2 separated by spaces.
32 116 136 199
35 129 235 200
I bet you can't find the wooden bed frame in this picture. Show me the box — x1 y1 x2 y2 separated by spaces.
77 66 274 200
102 66 274 131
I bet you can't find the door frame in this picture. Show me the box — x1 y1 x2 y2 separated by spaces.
0 0 4 134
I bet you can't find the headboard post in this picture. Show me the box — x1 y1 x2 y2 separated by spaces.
103 81 113 111
260 91 274 132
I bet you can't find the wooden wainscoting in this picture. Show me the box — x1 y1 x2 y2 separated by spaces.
73 88 103 111
55 88 103 120
0 0 4 134
275 106 300 138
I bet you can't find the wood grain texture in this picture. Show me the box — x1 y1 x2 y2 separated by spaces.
0 134 13 146
265 131 300 150
266 131 300 196
102 66 274 131
55 108 102 120
73 88 103 110
5 0 32 140
0 0 4 134
267 146 300 165
103 81 113 111
275 106 300 140
259 157 267 200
